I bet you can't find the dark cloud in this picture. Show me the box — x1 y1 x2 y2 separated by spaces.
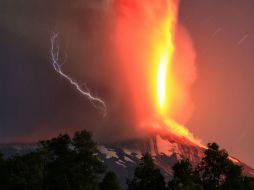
0 0 138 143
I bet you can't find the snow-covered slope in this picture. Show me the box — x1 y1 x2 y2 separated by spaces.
96 133 204 186
97 133 254 186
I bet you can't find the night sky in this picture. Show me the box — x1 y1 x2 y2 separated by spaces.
1 0 254 167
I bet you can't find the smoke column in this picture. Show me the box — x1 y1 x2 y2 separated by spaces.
113 0 198 143
33 0 198 143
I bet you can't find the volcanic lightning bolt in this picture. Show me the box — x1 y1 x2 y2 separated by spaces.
50 32 107 116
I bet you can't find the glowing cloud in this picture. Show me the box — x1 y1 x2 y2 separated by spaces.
114 0 199 144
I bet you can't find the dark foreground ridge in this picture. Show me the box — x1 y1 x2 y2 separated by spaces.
1 132 254 189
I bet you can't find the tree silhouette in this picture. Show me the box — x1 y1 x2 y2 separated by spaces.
168 142 254 190
196 143 245 190
0 135 253 190
127 153 166 190
0 153 9 189
6 152 45 190
100 171 123 190
168 159 203 190
243 177 254 190
39 130 105 190
0 129 112 190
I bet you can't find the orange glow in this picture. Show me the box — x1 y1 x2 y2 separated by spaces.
141 117 204 148
163 118 204 147
115 0 201 147
151 1 178 115
154 12 176 115
158 55 167 109
150 1 201 146
157 37 174 114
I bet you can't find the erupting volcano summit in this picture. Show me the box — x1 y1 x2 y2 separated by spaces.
115 0 198 144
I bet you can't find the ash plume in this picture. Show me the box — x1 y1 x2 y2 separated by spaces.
1 0 197 143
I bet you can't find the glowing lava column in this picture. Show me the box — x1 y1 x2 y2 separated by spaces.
157 31 174 114
154 1 178 116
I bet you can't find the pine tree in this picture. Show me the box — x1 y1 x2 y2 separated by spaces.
196 143 244 190
2 129 109 190
168 159 203 190
243 177 254 190
168 142 254 190
0 153 9 189
5 152 45 190
127 153 166 190
39 130 105 190
100 171 123 190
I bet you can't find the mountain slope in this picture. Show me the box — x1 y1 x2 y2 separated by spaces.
97 133 254 186
1 133 254 188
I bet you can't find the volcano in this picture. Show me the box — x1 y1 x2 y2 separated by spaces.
1 132 254 188
97 132 254 187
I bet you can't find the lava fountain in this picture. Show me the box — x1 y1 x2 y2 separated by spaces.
115 0 201 146
152 0 177 116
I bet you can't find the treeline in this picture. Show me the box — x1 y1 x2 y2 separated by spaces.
128 144 254 190
0 130 122 190
0 129 253 190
